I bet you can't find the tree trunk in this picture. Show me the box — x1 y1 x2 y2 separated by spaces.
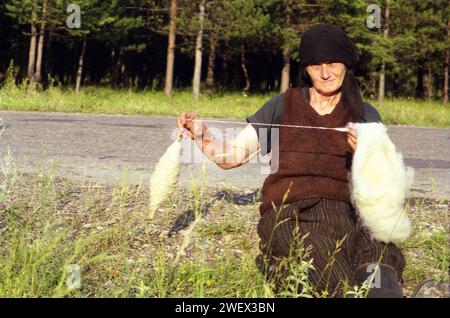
44 31 53 85
221 58 230 88
206 30 217 94
369 70 377 99
280 48 291 93
280 3 292 93
75 37 87 93
115 49 125 87
27 3 37 84
110 46 117 86
378 64 386 102
57 44 66 85
119 59 125 86
415 65 424 98
425 63 432 101
34 0 47 84
164 0 177 96
119 61 127 87
445 51 449 104
240 44 250 95
444 19 449 104
192 0 205 100
377 1 390 103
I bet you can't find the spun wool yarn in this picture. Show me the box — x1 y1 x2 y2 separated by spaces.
149 136 182 219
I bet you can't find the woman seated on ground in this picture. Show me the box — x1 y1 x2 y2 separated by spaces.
177 24 405 297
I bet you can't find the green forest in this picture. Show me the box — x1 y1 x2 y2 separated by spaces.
1 0 449 102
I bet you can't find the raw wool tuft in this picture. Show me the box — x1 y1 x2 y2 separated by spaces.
351 122 414 243
149 138 182 219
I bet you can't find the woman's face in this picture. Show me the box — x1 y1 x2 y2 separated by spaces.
305 62 346 95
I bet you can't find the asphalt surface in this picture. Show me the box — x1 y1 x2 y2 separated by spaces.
0 110 449 200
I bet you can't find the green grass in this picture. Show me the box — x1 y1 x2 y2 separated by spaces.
374 98 450 128
0 85 269 120
0 153 448 298
0 84 449 127
398 197 450 295
0 155 270 297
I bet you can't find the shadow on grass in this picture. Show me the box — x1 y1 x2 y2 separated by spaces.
167 189 260 237
168 203 212 237
215 189 260 205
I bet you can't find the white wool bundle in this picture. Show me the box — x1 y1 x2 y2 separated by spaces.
351 122 414 243
149 138 182 219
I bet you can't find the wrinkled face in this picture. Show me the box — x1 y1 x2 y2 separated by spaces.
305 62 346 95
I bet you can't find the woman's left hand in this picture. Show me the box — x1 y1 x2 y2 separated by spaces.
347 122 357 152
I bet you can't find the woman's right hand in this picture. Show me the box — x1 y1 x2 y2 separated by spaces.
176 112 204 139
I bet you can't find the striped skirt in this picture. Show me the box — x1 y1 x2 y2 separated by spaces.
256 198 406 296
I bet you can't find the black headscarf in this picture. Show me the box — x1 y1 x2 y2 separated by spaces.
297 24 364 121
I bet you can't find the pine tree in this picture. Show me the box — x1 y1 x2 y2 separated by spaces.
164 0 177 96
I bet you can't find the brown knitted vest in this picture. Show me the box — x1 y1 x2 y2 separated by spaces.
260 87 357 214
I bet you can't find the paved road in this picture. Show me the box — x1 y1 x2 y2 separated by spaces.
0 110 449 200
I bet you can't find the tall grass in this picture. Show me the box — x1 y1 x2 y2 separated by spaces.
0 154 270 297
0 70 448 127
0 150 448 297
0 84 270 120
373 98 450 128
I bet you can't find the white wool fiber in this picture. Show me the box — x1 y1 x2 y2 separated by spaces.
351 122 414 243
149 139 182 219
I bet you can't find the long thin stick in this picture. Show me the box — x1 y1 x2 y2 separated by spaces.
187 118 350 132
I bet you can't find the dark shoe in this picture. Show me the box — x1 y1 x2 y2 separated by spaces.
355 264 404 298
411 279 450 298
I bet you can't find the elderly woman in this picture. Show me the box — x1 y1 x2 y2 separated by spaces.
176 24 405 297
